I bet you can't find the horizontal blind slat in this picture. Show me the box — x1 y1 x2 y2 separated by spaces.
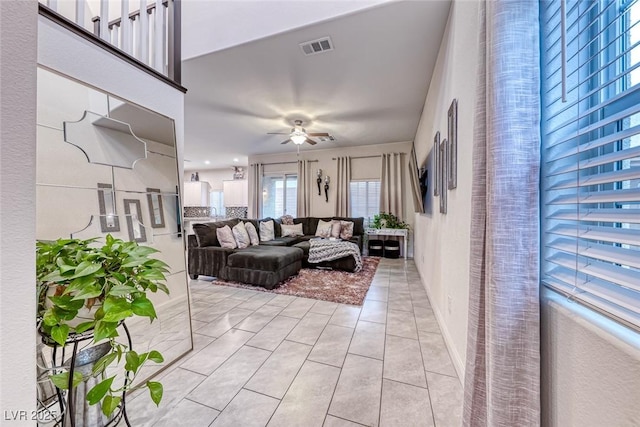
548 188 640 204
547 252 640 292
547 208 640 223
547 224 640 246
548 237 640 268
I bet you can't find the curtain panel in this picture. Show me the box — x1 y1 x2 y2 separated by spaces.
463 1 541 426
408 145 424 214
297 160 311 217
335 156 351 216
380 153 405 219
248 163 263 219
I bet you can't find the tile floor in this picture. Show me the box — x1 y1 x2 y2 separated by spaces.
126 258 463 427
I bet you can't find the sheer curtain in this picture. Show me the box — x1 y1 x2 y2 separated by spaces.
408 145 424 214
248 163 263 219
463 1 540 426
297 160 311 217
335 156 350 216
380 153 404 219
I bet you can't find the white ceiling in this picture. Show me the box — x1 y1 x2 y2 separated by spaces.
181 0 451 170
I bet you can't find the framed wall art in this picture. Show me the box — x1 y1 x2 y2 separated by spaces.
440 138 448 214
433 131 440 197
447 99 458 190
97 183 120 232
146 188 166 228
124 199 147 243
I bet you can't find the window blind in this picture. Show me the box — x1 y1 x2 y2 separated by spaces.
541 0 640 329
350 181 381 223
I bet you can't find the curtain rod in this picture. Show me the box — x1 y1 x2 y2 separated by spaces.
250 159 319 166
331 152 405 160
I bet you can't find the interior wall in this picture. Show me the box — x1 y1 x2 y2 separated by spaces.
0 1 38 423
248 140 415 229
412 0 479 378
184 168 235 191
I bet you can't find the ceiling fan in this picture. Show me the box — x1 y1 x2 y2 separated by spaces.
267 120 334 145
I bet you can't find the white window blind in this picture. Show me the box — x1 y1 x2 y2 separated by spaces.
262 174 297 218
541 0 640 329
350 181 380 223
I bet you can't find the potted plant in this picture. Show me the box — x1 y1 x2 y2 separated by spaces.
37 234 170 419
371 212 409 230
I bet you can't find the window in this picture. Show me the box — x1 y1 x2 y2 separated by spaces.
210 190 224 217
540 0 640 329
262 174 297 218
350 180 380 224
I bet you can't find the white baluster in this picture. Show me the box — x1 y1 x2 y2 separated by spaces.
112 24 120 48
47 0 57 11
138 0 149 64
75 0 85 27
154 0 164 72
99 0 109 41
121 0 132 54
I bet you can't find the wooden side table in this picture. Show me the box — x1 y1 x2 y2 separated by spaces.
364 228 409 259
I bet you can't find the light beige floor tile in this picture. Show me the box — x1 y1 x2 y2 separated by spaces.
267 361 340 427
419 331 457 378
329 305 361 328
180 329 254 375
383 334 426 388
324 415 367 427
211 389 280 427
386 309 418 339
426 372 463 427
268 294 297 307
235 304 284 333
308 324 354 367
359 300 388 324
153 398 220 427
246 315 300 351
196 307 254 338
237 293 275 310
310 300 339 316
380 379 434 427
187 346 271 410
191 298 241 322
328 354 383 427
245 340 312 399
286 312 331 345
348 320 386 360
279 297 316 318
365 285 389 302
414 308 441 334
387 292 414 312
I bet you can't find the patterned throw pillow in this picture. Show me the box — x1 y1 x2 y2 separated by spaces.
315 219 332 238
330 220 342 238
281 223 303 237
244 222 259 246
259 220 275 241
280 214 294 225
232 222 250 249
216 225 237 249
340 221 354 240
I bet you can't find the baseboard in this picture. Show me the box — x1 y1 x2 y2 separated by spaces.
415 266 466 384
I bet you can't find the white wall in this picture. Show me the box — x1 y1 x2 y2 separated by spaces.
184 168 235 191
0 1 38 424
412 0 479 379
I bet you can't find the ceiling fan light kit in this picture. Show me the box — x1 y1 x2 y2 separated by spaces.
269 119 333 148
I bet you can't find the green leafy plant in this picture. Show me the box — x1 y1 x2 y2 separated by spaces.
371 212 409 230
36 234 170 417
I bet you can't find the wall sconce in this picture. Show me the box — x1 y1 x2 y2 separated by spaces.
324 176 330 203
316 169 323 195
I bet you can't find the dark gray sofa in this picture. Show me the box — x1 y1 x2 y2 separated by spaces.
188 216 365 287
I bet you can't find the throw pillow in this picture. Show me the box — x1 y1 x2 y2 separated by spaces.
259 220 275 241
232 222 250 249
244 222 259 246
216 225 237 249
340 221 354 240
281 223 304 237
280 214 294 225
315 219 332 238
330 220 342 238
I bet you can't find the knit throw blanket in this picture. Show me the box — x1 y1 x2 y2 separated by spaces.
308 240 363 272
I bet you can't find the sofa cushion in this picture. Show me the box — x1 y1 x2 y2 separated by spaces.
232 222 251 248
330 220 342 238
193 219 240 247
227 246 303 271
259 219 275 241
244 222 259 246
281 223 303 237
259 237 299 246
315 219 332 238
340 221 354 240
216 225 237 249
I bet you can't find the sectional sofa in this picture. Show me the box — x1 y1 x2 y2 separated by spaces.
187 216 365 289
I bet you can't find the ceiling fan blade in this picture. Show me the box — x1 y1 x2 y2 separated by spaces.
307 132 329 137
281 139 292 144
305 138 318 145
267 132 290 135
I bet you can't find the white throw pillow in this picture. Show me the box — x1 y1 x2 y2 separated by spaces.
281 223 303 237
244 222 259 246
315 219 332 238
232 222 250 249
259 220 275 241
330 220 342 238
216 225 237 249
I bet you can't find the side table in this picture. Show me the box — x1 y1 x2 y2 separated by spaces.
364 228 409 260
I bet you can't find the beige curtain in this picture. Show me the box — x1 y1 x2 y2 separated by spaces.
380 153 405 219
297 160 311 217
463 1 540 426
248 163 263 218
335 156 350 216
408 145 424 214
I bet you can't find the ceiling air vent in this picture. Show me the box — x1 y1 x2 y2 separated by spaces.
300 37 333 56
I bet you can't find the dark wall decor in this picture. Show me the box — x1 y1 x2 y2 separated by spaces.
97 183 120 232
433 131 440 197
124 199 147 243
440 138 448 214
448 99 458 190
146 188 166 228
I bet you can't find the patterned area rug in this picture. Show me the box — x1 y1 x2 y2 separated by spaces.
211 257 381 306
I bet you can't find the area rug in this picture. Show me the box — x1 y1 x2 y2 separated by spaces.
211 256 381 306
